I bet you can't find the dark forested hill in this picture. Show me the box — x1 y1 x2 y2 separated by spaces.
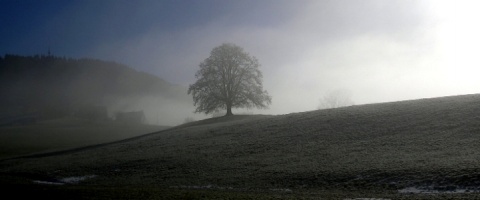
0 54 194 125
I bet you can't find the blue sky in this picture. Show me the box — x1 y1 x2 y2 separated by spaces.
2 0 479 116
1 0 292 55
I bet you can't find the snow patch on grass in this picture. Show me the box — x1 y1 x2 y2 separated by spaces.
33 180 65 185
399 186 479 194
269 188 293 193
171 184 234 190
33 175 97 185
171 185 293 193
60 175 97 184
344 198 391 200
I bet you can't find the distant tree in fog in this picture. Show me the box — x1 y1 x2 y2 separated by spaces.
318 89 354 109
184 117 195 124
188 43 272 116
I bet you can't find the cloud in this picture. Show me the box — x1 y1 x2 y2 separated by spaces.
88 0 479 115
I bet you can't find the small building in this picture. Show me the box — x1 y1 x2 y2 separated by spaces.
115 110 146 124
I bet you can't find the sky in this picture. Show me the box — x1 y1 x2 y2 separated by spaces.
2 0 479 116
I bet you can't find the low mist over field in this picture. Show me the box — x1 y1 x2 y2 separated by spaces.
1 0 479 121
0 55 204 126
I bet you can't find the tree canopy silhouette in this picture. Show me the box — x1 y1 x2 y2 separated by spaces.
188 43 272 116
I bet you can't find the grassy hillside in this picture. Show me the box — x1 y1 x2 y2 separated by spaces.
1 94 480 199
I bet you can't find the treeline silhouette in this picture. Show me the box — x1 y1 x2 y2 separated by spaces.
0 54 183 119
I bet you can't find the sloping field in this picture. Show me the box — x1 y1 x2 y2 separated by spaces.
1 94 480 199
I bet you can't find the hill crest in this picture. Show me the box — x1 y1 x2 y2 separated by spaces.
0 54 193 125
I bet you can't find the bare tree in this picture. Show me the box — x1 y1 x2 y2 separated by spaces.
318 89 354 109
188 43 272 116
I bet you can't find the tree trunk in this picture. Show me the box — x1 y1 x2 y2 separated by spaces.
226 103 233 116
